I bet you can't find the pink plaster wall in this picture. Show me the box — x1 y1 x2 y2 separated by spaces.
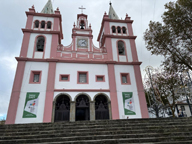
49 17 60 58
127 23 138 62
105 37 113 61
134 65 149 118
6 61 26 124
127 23 133 36
25 15 33 29
50 34 59 58
53 17 59 31
130 39 138 62
104 21 113 61
43 62 56 123
20 33 31 57
108 64 119 119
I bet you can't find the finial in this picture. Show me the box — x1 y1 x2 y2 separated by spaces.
109 1 112 5
89 23 91 28
73 22 76 28
104 11 107 15
32 5 35 9
125 13 130 20
57 7 59 11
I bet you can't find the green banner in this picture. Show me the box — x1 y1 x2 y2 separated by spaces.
23 92 39 118
122 92 136 115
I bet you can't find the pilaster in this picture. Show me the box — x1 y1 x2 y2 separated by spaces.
70 101 76 122
107 64 119 119
90 101 95 121
20 33 31 57
43 62 56 122
134 65 149 118
5 61 26 124
108 101 112 120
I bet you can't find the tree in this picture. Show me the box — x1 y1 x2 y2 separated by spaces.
144 68 182 117
144 88 168 118
144 0 192 71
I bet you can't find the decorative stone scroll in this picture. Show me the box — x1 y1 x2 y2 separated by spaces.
57 44 64 51
101 47 107 53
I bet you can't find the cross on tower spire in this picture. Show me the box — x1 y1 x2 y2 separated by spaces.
79 5 86 14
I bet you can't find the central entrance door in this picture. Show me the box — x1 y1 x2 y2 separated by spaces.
76 95 90 121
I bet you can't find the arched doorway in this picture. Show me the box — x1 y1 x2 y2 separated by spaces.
95 94 109 120
54 95 70 122
75 95 90 121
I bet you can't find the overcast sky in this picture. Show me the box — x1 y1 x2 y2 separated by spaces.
0 0 176 119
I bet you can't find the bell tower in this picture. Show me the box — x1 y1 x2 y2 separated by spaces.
19 0 63 59
97 2 138 63
97 2 148 119
70 9 93 53
6 0 63 124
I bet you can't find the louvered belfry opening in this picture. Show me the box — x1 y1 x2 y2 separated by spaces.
54 95 70 122
80 20 85 29
36 36 45 52
76 95 90 121
95 95 109 120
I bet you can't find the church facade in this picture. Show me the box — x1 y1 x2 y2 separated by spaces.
6 0 148 124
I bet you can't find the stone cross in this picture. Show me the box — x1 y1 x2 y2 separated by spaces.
79 5 86 13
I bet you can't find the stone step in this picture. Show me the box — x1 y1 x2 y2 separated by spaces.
3 120 192 130
38 141 192 144
1 118 192 143
122 142 192 144
2 127 191 137
1 135 192 144
3 117 192 129
1 123 192 133
1 126 192 135
1 131 191 140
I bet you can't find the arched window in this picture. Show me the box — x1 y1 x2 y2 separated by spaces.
80 20 85 29
117 26 121 33
36 36 45 52
112 26 116 33
34 20 39 28
47 21 51 29
122 27 126 34
118 41 125 55
41 21 45 29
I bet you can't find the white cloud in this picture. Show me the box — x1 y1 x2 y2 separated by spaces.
0 56 17 72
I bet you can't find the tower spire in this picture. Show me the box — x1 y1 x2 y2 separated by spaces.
41 0 54 14
108 2 119 19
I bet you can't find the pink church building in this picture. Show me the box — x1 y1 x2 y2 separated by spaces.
6 0 148 124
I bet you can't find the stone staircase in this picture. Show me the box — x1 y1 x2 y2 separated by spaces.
1 117 192 144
